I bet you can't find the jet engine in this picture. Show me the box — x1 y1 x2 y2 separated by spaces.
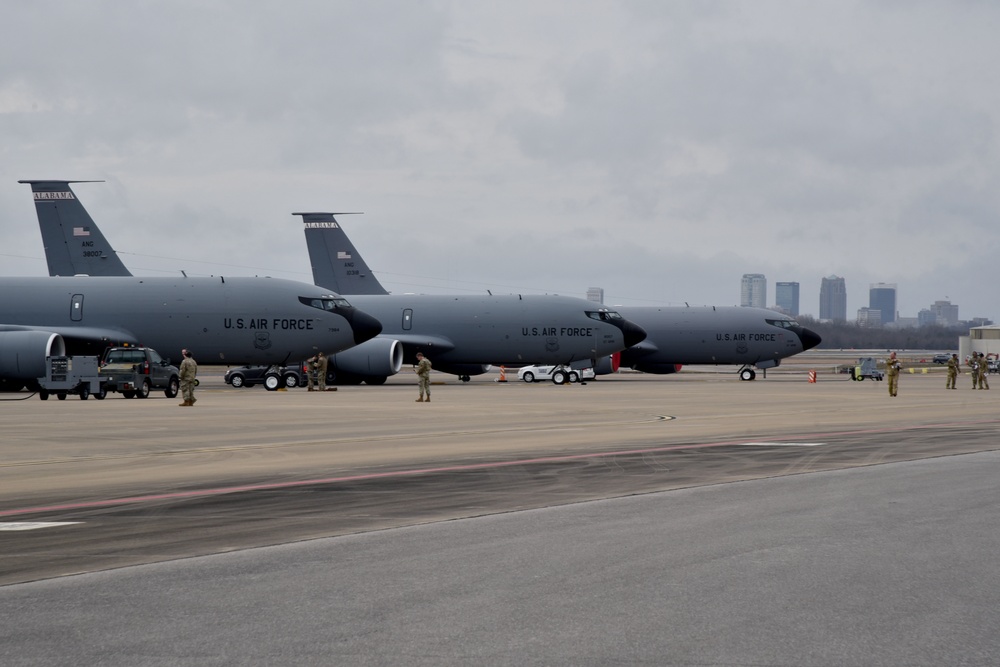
0 331 66 380
593 353 620 376
328 337 403 380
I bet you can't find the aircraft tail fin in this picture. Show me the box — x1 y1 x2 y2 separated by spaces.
294 212 389 295
19 180 132 277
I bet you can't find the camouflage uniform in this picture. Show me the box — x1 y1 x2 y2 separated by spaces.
885 353 900 397
415 354 432 402
306 352 328 391
179 354 197 406
978 353 990 390
969 356 980 389
946 355 959 389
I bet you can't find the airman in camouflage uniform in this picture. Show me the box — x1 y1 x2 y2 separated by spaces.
306 352 329 391
885 351 901 397
179 349 197 406
414 352 432 402
968 355 980 390
946 353 959 390
978 353 990 390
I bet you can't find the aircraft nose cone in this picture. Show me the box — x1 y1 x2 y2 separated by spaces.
799 327 822 351
346 308 383 345
621 319 648 348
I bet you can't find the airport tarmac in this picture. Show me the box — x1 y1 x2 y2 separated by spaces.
2 360 999 664
1 361 996 586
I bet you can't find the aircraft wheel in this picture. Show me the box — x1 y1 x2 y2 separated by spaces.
283 373 299 388
552 371 568 385
521 372 535 383
264 374 281 391
740 368 755 381
165 377 180 398
460 375 471 383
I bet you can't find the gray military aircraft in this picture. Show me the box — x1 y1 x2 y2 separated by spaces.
4 183 383 393
302 213 821 381
298 212 647 383
21 183 645 385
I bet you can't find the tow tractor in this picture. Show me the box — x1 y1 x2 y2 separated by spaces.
850 357 884 381
36 355 106 400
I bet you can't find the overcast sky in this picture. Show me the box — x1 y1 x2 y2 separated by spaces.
2 1 998 321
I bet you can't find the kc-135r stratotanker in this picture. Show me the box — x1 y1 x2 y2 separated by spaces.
2 181 383 393
21 181 645 385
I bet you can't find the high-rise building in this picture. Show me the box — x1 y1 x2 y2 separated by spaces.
869 283 897 324
857 307 882 328
929 300 959 326
775 282 800 316
586 287 604 304
740 273 766 309
819 275 847 321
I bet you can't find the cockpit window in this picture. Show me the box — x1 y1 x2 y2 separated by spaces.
299 296 352 311
586 310 624 322
766 318 798 330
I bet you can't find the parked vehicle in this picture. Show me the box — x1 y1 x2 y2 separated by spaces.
851 357 884 381
931 354 951 364
517 365 595 385
224 364 303 390
100 346 180 398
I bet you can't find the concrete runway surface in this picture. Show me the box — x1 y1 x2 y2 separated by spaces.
1 363 998 664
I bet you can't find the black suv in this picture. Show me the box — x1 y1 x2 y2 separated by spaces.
931 354 952 364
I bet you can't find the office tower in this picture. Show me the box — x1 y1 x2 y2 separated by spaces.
775 282 800 316
869 283 897 324
857 307 882 328
929 300 959 326
819 275 847 321
586 287 604 304
740 273 766 309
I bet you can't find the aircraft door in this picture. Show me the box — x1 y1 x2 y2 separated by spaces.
70 294 84 321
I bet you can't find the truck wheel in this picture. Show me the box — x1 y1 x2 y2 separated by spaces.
165 377 180 398
283 373 299 388
568 371 580 383
57 393 67 400
122 390 135 398
39 390 49 401
80 387 90 400
264 374 281 391
136 380 151 399
95 386 107 400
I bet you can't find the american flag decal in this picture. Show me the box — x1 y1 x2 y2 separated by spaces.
337 251 352 259
73 227 91 237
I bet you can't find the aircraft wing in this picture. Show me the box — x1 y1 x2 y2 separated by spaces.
390 334 456 355
0 324 139 346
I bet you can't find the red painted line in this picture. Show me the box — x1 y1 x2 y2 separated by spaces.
2 419 997 518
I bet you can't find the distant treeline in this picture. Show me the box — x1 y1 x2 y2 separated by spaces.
797 316 962 351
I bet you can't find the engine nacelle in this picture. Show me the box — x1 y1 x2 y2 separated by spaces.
629 362 683 375
593 354 619 376
432 363 491 377
0 331 66 380
329 337 403 377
